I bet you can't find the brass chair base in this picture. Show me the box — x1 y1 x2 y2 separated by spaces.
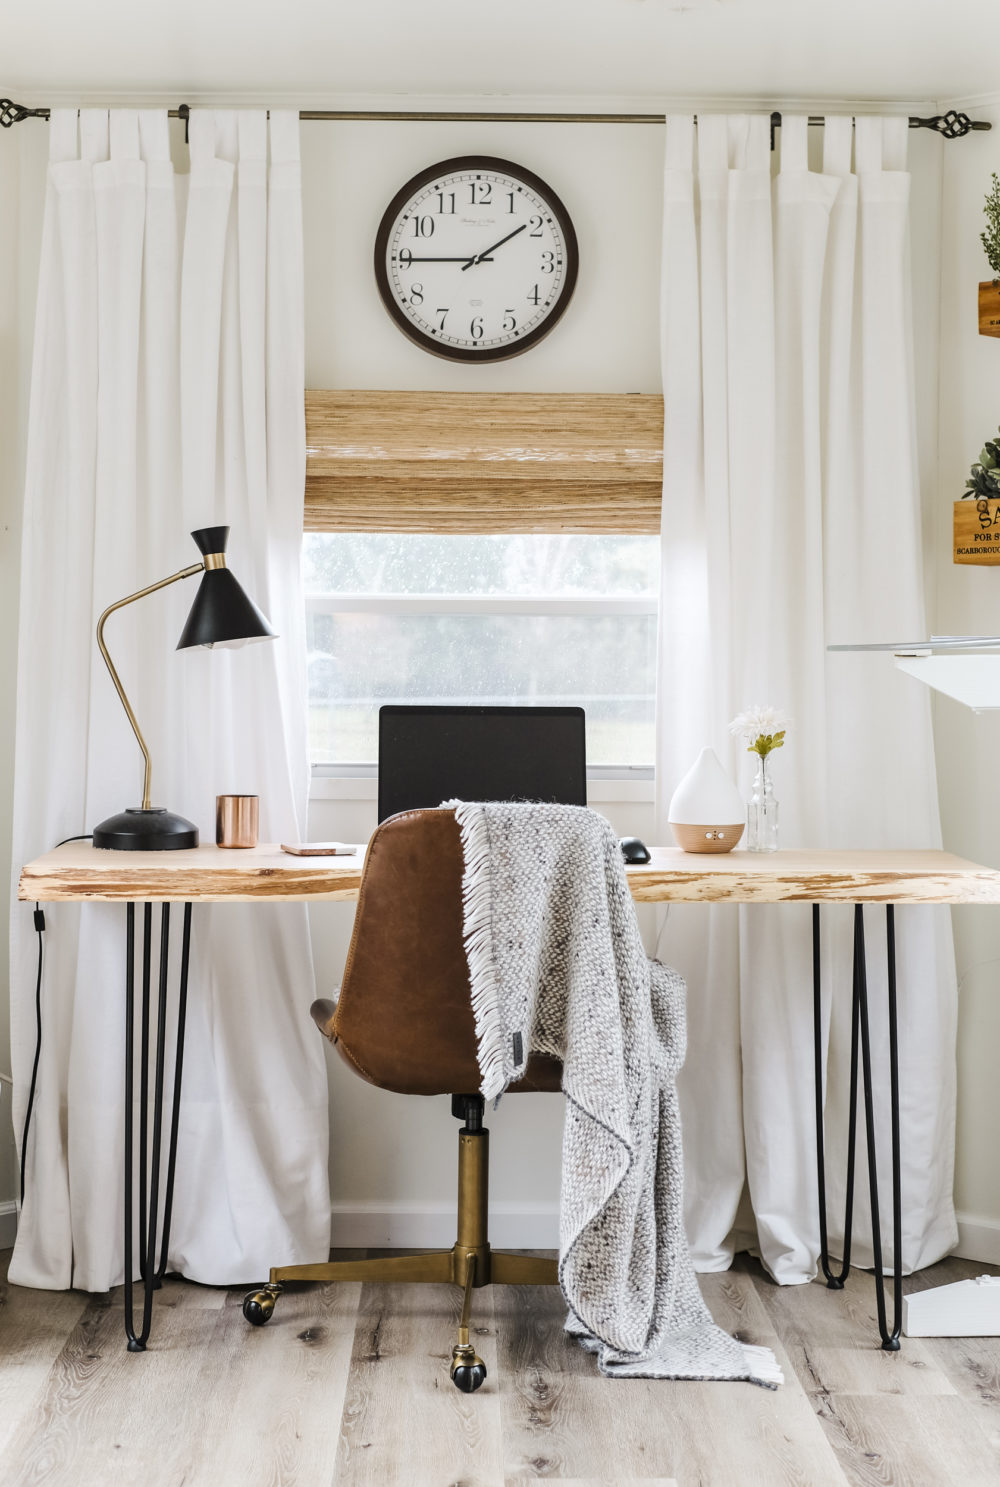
263 1245 557 1290
242 1103 559 1391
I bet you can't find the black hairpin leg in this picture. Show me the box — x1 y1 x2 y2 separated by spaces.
813 902 902 1350
138 904 152 1283
856 904 902 1349
813 903 859 1288
123 901 193 1352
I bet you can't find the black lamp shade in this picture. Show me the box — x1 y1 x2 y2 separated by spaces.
176 526 277 650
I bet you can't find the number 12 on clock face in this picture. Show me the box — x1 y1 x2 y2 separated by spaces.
373 156 579 363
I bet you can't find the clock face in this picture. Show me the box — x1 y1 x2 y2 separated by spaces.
374 156 579 363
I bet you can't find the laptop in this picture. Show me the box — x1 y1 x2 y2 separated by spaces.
377 705 587 823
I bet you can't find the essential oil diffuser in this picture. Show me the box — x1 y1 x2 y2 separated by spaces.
668 747 745 853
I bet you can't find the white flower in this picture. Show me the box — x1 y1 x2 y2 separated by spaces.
728 704 792 743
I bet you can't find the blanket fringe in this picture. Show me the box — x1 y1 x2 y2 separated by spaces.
740 1344 785 1390
448 800 508 1101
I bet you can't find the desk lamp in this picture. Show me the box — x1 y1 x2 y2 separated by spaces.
92 526 275 851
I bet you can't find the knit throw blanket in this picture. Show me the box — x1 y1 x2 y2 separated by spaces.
451 800 782 1388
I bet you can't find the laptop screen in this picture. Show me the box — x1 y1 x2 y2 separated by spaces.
377 705 587 823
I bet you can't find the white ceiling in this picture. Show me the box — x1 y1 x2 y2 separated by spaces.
3 0 997 106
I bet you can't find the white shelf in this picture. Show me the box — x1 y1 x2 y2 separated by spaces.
894 655 1000 712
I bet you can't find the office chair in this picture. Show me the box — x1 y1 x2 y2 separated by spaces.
242 806 561 1393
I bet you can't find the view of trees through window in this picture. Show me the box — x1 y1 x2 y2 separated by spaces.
303 533 659 767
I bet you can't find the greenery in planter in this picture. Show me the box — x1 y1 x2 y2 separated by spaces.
983 173 1000 279
964 426 1000 498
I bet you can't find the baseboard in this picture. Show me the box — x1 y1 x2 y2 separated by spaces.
330 1203 1000 1265
330 1200 559 1250
0 1200 17 1251
954 1211 1000 1266
1 1197 554 1258
3 1195 989 1267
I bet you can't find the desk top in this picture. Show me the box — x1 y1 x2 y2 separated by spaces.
18 842 1000 904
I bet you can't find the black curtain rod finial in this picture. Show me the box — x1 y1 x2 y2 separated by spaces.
910 109 990 140
0 98 46 128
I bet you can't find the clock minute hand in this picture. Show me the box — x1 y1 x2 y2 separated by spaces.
462 223 528 270
401 254 495 263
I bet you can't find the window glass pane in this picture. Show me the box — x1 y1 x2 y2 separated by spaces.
304 534 659 768
303 533 658 596
308 612 656 766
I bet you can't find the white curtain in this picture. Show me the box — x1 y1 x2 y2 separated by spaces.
8 109 330 1290
657 114 957 1283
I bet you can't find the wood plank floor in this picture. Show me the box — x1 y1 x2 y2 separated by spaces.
2 1247 999 1486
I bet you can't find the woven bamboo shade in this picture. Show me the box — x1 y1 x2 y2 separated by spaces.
304 390 663 534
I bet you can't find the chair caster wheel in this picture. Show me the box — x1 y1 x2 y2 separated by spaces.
243 1286 279 1326
450 1343 487 1392
452 1361 487 1393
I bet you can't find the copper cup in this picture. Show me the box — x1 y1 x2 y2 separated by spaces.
216 794 259 849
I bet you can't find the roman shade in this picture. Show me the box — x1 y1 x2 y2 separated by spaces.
303 390 663 534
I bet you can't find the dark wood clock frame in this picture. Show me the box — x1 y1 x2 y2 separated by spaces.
373 155 579 363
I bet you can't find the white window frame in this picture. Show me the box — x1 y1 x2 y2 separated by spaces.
306 589 658 800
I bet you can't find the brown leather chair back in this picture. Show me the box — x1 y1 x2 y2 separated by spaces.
328 807 560 1098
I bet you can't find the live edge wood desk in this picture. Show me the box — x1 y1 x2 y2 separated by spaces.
19 842 1000 1354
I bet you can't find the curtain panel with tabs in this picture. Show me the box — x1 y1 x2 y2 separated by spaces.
8 109 330 1290
656 114 956 1282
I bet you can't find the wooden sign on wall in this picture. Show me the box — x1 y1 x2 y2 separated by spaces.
979 282 1000 338
954 497 1000 564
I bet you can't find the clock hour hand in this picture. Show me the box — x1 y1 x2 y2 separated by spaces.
462 223 528 270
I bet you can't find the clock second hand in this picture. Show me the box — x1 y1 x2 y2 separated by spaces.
462 223 528 270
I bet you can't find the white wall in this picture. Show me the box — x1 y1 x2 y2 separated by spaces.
932 95 1000 1262
300 117 664 393
0 104 956 1255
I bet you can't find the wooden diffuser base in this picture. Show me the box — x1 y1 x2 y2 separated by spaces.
670 822 745 853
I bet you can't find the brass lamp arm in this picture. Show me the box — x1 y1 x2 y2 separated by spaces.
96 563 205 812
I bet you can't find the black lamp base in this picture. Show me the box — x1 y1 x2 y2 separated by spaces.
93 807 200 852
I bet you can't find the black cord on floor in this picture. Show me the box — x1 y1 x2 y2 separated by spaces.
19 905 44 1208
18 833 93 1209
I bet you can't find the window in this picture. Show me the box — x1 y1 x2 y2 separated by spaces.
304 533 659 773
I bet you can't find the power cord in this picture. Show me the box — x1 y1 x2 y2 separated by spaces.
652 903 671 962
18 833 92 1208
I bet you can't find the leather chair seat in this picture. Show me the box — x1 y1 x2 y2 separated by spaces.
311 808 563 1098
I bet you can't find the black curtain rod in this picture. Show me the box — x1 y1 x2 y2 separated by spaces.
0 99 990 140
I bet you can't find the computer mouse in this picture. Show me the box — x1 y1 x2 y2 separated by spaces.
619 836 651 864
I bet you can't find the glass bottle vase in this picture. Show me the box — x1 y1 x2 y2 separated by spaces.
747 752 779 853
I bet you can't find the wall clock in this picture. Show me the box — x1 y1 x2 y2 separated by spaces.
374 156 579 363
